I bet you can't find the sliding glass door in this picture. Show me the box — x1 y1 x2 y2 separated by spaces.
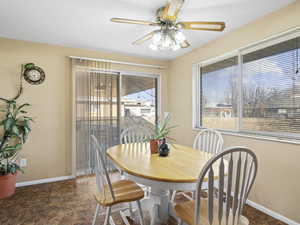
75 71 158 176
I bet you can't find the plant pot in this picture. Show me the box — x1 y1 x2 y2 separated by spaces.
150 139 159 154
0 173 17 199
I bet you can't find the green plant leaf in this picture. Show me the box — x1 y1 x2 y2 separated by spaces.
0 162 23 175
22 134 28 143
17 103 30 111
24 120 31 129
23 126 29 134
12 125 20 136
23 116 34 122
0 101 32 164
4 118 14 131
2 143 21 151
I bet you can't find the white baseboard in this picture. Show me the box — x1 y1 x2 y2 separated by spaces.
246 200 299 225
16 175 75 187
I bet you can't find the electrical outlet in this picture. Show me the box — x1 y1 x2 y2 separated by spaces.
20 158 27 168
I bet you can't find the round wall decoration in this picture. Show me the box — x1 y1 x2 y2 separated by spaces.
23 63 45 85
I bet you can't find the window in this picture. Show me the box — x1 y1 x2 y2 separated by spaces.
121 75 158 126
200 57 239 131
193 33 300 139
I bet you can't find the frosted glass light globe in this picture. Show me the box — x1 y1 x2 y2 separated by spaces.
152 31 162 44
172 44 181 51
174 30 186 44
149 43 158 51
162 35 172 48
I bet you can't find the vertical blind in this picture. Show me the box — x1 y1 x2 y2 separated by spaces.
196 35 300 138
73 59 119 175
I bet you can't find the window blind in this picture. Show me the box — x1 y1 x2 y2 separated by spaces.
242 37 300 135
201 56 238 131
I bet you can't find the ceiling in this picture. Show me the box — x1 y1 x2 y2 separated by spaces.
0 0 296 60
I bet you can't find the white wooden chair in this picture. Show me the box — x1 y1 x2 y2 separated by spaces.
120 125 152 144
91 135 145 225
174 146 258 225
171 129 224 202
193 129 224 154
119 126 152 215
118 125 152 176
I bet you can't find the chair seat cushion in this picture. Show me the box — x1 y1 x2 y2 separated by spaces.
95 179 144 206
174 199 249 225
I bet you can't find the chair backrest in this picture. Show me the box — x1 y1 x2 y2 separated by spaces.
193 129 224 154
120 125 152 144
194 147 258 225
91 135 115 201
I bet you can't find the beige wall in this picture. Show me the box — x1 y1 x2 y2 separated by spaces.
0 37 168 182
1 0 300 223
167 1 300 223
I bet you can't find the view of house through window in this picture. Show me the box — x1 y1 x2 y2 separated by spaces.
195 36 300 138
121 75 157 131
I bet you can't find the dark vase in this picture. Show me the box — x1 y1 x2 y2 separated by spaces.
159 138 170 157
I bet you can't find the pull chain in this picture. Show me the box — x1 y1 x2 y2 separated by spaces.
296 38 299 74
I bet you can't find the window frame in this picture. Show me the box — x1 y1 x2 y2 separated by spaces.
192 27 300 142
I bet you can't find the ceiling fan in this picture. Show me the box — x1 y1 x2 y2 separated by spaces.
111 0 225 51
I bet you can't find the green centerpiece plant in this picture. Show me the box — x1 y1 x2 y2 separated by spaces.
0 99 32 198
149 114 177 154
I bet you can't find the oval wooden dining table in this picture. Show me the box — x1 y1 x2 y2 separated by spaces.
106 143 217 225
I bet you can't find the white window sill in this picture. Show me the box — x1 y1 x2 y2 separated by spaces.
192 127 300 145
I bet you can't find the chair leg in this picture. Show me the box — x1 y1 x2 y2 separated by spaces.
171 190 177 203
178 218 183 225
92 203 100 225
109 216 116 225
192 190 195 199
136 200 145 225
104 206 112 225
169 190 173 199
128 202 134 219
120 170 125 179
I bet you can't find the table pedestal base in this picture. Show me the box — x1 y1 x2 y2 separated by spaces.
124 173 196 225
147 187 170 225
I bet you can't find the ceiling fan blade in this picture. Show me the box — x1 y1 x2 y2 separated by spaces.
178 21 225 31
162 0 184 22
132 31 156 45
111 18 158 26
180 40 190 48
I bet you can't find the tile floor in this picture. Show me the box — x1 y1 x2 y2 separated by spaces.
0 175 287 225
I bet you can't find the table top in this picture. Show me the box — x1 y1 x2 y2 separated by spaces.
106 143 216 183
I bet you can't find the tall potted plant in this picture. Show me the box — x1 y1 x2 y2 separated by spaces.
0 99 32 199
149 114 177 154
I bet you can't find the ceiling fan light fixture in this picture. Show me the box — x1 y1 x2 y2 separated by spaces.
152 31 162 44
148 28 187 51
172 43 181 51
149 43 159 51
162 34 172 48
111 0 226 51
174 30 186 43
